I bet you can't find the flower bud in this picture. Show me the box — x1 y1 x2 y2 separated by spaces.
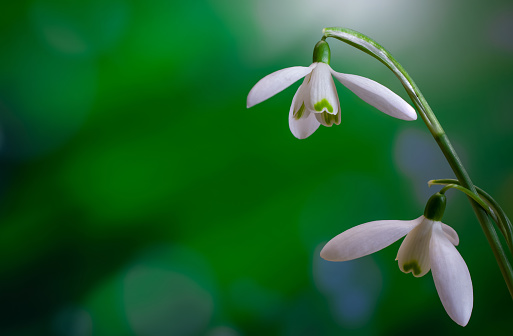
312 40 330 64
424 192 447 221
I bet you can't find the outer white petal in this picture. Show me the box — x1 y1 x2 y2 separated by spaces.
442 223 459 246
289 109 320 139
396 216 434 277
247 65 315 108
291 75 311 117
330 71 417 121
430 222 473 326
288 85 320 139
306 63 339 116
320 216 422 262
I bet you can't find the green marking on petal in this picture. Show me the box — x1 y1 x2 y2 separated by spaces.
403 261 422 276
294 103 305 120
319 111 338 126
314 98 333 113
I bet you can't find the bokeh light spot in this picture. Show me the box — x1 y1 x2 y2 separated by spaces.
248 0 436 62
0 44 96 159
394 128 456 202
313 245 382 328
31 0 129 56
123 245 215 336
488 7 513 53
124 268 213 336
52 306 93 336
206 326 240 336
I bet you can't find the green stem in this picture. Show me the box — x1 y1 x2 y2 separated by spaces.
438 184 499 223
323 27 513 298
430 179 513 253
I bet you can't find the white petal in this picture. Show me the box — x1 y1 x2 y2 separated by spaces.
247 65 315 108
442 223 459 246
306 63 339 115
320 217 422 262
430 222 473 326
289 110 320 139
288 85 320 139
291 76 311 117
396 216 434 277
331 71 417 121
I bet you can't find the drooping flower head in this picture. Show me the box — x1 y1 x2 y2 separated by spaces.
247 40 417 139
320 193 473 326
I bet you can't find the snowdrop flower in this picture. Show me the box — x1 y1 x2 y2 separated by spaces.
321 193 473 326
247 40 417 139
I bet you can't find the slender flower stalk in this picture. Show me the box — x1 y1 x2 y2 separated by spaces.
322 27 513 298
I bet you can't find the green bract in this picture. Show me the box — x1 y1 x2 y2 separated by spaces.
424 192 447 221
312 40 330 64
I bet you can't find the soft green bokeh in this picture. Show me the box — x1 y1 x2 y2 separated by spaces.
1 0 512 335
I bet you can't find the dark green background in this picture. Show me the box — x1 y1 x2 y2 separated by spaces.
1 0 512 335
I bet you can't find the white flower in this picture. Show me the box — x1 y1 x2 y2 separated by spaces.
246 61 417 139
320 215 473 326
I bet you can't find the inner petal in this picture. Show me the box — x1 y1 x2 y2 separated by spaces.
306 62 339 115
315 111 340 127
314 98 333 113
441 223 459 246
396 217 434 277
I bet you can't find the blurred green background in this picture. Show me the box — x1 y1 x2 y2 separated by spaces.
1 0 513 335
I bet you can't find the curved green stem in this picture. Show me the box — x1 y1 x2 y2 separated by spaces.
438 184 499 223
430 179 513 254
323 27 513 298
